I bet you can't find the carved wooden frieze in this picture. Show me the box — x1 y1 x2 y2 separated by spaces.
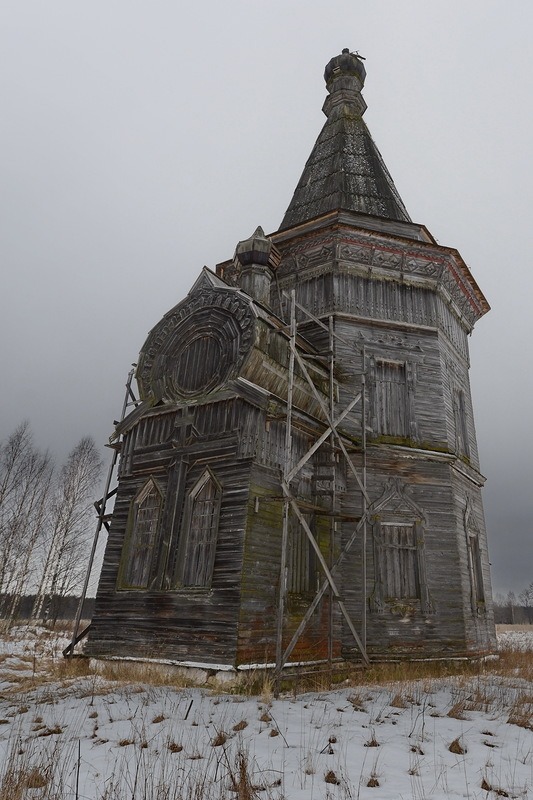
278 228 483 329
137 288 255 403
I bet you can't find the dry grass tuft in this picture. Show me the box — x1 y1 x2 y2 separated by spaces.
390 691 408 708
448 737 466 755
0 765 48 799
493 650 533 682
94 659 197 688
260 677 274 706
507 695 533 730
347 692 366 712
350 658 479 687
324 769 340 785
447 700 468 720
364 730 380 747
228 750 258 799
37 725 63 737
211 730 228 747
167 742 183 753
53 656 94 681
481 778 509 797
233 720 248 732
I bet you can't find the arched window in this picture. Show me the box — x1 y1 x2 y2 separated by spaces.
369 478 432 614
380 522 420 600
370 358 417 440
177 469 221 588
464 499 485 608
120 478 163 589
454 389 470 458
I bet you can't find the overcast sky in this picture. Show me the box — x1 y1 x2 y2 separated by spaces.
1 1 531 597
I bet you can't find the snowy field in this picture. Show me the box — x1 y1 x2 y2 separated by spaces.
0 626 532 799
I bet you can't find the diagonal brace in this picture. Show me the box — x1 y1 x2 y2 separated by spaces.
291 342 372 507
282 481 369 665
281 510 370 667
286 392 361 484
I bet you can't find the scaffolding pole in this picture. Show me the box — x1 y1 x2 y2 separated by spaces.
275 290 296 690
66 367 137 658
328 315 335 671
361 345 368 651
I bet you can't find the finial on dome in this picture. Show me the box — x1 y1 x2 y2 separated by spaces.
234 226 279 268
322 48 367 117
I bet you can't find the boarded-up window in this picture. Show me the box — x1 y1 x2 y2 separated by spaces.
454 389 470 457
374 360 409 437
178 470 221 588
381 523 420 600
174 335 222 394
288 514 315 594
464 500 484 610
121 479 163 589
469 534 484 603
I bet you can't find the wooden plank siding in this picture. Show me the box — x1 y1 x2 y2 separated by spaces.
270 218 495 661
89 206 495 666
87 401 256 664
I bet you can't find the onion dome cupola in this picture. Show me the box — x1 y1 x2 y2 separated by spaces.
234 226 280 306
280 49 411 231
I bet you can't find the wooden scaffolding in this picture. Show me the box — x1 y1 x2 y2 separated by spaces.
274 289 370 686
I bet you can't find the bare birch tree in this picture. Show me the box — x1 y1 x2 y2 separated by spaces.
519 582 533 624
33 436 102 623
0 422 54 620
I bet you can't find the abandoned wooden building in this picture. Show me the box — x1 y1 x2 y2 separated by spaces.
85 49 496 671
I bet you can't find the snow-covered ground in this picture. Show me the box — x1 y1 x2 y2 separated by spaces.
0 626 531 799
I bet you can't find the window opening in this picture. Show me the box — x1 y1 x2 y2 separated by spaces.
287 514 316 594
469 533 484 603
455 389 470 457
381 523 420 600
178 470 221 588
374 360 409 437
465 499 484 606
121 479 163 589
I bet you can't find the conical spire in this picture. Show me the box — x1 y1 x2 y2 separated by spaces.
279 49 411 231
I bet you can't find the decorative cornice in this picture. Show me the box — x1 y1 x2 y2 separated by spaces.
275 226 487 329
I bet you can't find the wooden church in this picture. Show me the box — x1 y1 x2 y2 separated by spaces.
86 49 496 672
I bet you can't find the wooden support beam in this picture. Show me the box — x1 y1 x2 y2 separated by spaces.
275 290 296 691
281 481 369 665
281 511 370 667
290 343 372 507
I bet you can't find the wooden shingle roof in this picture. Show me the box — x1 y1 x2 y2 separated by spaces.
279 49 411 231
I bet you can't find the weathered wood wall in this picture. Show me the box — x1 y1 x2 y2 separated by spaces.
270 216 495 660
89 210 495 667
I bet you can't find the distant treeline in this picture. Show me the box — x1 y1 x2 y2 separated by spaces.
493 602 533 625
0 594 95 621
